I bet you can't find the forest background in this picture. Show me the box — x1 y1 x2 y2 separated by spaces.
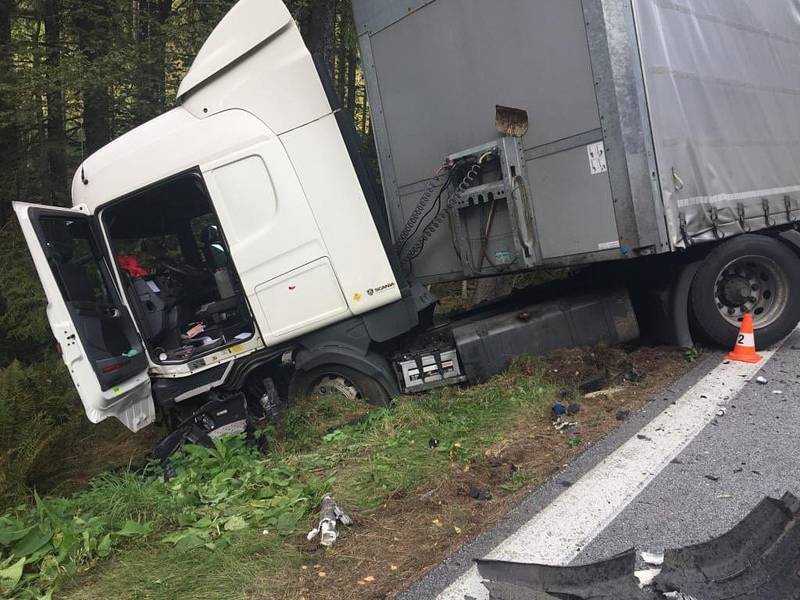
0 0 371 503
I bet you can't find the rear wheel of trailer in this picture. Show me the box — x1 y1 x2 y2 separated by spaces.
690 235 800 348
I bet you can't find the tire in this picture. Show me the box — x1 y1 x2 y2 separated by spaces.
288 365 392 407
690 235 800 348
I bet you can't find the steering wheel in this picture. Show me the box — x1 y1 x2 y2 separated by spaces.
156 258 209 283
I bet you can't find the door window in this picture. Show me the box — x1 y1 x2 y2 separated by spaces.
40 217 114 307
35 213 146 389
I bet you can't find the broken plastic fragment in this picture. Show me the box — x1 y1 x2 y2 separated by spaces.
640 551 664 566
306 495 352 547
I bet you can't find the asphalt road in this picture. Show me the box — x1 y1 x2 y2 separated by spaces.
398 329 800 600
579 330 800 566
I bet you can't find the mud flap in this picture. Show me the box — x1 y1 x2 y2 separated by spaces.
476 493 800 600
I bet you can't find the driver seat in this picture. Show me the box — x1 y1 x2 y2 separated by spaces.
196 225 239 326
201 225 236 299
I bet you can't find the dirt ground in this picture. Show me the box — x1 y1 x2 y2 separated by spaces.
273 345 691 600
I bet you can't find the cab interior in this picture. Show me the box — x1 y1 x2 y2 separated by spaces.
102 172 254 364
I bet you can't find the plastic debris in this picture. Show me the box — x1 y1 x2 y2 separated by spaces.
756 376 768 385
477 493 800 600
468 485 492 501
635 568 661 587
551 402 567 418
772 390 784 395
553 418 578 432
623 368 643 383
306 495 353 547
716 408 726 417
579 373 608 394
586 386 626 399
640 551 665 566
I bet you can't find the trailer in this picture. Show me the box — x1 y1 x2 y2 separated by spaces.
11 0 800 447
355 0 800 266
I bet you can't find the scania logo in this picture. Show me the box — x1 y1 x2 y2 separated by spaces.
367 282 395 297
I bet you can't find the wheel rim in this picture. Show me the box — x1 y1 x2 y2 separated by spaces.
713 255 790 329
310 374 362 401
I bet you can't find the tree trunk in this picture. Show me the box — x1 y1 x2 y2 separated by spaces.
0 0 17 223
75 0 113 155
135 0 172 123
336 8 347 104
32 20 49 205
307 0 336 74
346 47 357 112
360 83 369 135
42 0 67 205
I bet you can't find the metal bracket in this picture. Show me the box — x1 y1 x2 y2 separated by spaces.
679 212 693 246
445 136 539 276
500 136 538 267
785 195 798 227
737 202 752 233
709 206 726 240
763 198 776 227
453 181 507 209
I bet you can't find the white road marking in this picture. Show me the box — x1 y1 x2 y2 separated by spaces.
437 348 784 600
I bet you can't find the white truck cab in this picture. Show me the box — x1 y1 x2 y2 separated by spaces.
14 0 402 433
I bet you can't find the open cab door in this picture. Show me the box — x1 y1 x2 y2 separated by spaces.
14 202 155 432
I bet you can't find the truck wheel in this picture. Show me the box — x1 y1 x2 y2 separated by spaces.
289 365 391 407
691 235 800 348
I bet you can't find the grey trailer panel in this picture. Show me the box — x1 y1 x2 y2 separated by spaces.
355 0 643 282
528 143 620 258
367 0 601 188
634 0 800 246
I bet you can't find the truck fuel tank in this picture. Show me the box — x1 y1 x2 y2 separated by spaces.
452 288 639 384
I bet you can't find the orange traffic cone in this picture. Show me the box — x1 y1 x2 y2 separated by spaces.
727 313 763 364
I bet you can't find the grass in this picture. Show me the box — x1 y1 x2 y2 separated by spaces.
1 356 562 600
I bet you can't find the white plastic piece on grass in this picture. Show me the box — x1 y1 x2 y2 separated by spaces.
306 495 353 547
635 568 661 587
640 551 665 566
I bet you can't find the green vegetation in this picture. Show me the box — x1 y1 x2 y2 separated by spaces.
0 360 558 599
1 435 320 599
684 345 705 363
566 436 582 448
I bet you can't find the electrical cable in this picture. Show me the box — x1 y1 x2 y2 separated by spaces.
397 168 455 255
403 163 482 262
394 164 450 251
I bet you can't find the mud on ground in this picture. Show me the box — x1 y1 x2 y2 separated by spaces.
269 345 691 600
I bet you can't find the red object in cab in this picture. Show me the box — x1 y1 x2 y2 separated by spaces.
116 255 150 278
